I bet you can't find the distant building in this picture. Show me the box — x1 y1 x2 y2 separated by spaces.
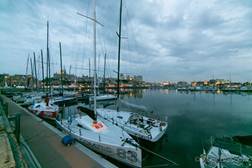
177 81 189 88
134 75 143 82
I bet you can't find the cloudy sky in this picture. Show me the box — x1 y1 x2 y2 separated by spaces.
0 0 252 82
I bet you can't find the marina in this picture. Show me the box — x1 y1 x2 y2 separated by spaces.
1 88 252 167
1 0 252 167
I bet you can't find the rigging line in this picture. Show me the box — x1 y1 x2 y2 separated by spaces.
140 145 178 166
126 4 137 49
125 2 144 76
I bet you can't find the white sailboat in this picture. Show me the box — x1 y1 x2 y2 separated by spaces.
200 147 252 168
96 108 167 142
89 94 117 102
199 137 252 168
56 1 142 167
28 98 59 120
21 92 44 107
56 111 141 167
97 0 168 142
28 21 59 121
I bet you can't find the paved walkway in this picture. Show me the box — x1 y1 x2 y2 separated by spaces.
1 95 117 168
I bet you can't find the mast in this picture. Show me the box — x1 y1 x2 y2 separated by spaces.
103 53 106 92
117 0 123 111
77 0 104 121
30 57 34 91
59 42 64 96
69 65 72 75
46 21 51 94
89 58 91 79
93 0 97 119
33 52 38 91
25 55 30 89
41 49 45 91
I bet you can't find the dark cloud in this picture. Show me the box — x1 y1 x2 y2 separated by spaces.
1 0 252 82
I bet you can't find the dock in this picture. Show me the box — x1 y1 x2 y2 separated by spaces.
0 95 117 168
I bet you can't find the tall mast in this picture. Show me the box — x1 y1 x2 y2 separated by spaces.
46 21 51 94
89 58 91 78
103 53 106 92
117 0 123 111
93 0 97 119
33 52 38 91
25 54 30 89
30 57 34 91
69 65 71 75
77 0 104 120
59 42 64 96
89 58 91 91
41 49 45 91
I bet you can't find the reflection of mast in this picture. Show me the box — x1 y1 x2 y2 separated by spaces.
193 92 196 101
213 92 215 105
230 93 233 105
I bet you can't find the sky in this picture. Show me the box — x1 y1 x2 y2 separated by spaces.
0 0 252 82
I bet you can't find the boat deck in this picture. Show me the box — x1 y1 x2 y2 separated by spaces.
1 95 117 168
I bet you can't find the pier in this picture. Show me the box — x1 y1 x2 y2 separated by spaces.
0 95 117 168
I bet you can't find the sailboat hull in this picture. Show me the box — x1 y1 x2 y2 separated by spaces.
97 108 168 142
89 94 117 102
56 119 142 167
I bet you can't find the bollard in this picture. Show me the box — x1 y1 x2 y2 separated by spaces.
15 113 21 144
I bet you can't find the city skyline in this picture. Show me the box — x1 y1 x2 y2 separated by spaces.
1 0 252 82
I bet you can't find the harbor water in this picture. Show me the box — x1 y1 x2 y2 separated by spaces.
64 89 252 167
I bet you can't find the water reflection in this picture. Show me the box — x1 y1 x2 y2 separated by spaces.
123 89 252 167
62 89 252 167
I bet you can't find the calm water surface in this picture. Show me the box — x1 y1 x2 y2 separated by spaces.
64 89 252 168
121 89 252 168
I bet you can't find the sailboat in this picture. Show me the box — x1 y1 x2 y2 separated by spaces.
199 137 252 168
56 1 142 167
89 94 117 102
96 0 168 142
28 21 59 120
29 96 59 120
